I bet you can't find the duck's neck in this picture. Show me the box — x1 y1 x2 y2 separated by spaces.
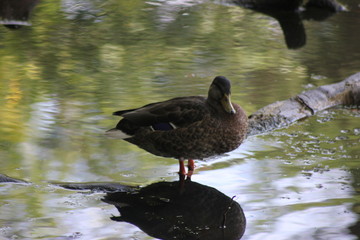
206 98 228 116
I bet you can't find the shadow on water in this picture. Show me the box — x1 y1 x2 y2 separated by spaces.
0 174 246 240
232 0 346 49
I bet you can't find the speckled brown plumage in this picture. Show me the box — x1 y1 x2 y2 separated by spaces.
124 102 247 159
107 76 248 174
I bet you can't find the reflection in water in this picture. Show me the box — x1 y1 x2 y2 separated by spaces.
103 180 246 240
0 173 28 183
233 0 346 49
349 167 360 237
234 0 345 11
1 174 246 239
0 0 38 29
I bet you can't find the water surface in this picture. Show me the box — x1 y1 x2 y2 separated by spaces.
0 0 359 239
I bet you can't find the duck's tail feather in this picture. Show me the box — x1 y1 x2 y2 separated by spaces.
113 109 136 116
105 128 132 139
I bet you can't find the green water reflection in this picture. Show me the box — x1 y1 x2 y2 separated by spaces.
0 0 359 239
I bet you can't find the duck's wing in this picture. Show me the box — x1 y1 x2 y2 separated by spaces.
114 96 208 129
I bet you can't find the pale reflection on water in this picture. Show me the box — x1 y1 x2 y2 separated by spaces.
0 0 360 239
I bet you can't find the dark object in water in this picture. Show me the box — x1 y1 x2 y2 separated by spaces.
234 0 345 12
103 180 246 240
232 0 346 49
0 174 28 183
0 0 38 29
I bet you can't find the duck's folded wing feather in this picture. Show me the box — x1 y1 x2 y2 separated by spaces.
115 96 208 127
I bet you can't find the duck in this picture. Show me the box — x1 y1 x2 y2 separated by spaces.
106 76 248 178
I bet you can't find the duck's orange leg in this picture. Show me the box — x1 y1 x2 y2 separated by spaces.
187 159 195 179
178 158 187 189
179 158 194 184
178 158 187 177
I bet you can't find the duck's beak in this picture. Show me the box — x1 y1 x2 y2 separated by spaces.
221 94 236 114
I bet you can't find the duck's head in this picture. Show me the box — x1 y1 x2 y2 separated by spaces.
208 76 236 114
